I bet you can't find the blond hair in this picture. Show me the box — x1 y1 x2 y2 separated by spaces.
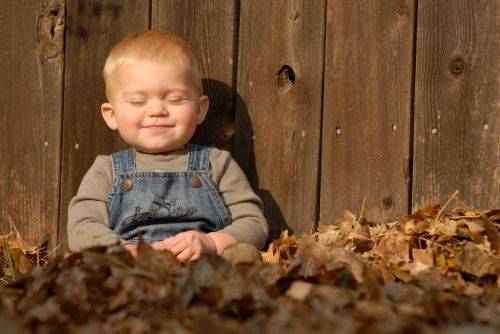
103 30 203 100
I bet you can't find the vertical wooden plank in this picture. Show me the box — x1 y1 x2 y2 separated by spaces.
236 1 326 239
320 0 416 224
0 0 64 250
152 0 238 149
57 0 150 253
413 1 499 210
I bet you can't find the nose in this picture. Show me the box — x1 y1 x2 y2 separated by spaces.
148 100 169 117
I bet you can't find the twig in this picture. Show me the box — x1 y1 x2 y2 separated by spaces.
352 196 367 237
38 243 62 263
357 196 367 225
434 190 459 225
34 231 50 265
8 217 40 252
418 236 455 253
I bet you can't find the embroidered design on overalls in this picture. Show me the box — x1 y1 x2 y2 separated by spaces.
121 194 197 227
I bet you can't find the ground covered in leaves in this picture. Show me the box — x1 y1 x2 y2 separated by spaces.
0 204 499 333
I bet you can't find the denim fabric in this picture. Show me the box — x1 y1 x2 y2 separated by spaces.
107 143 230 244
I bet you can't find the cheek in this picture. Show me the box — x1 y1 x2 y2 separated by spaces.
174 108 198 126
117 111 141 128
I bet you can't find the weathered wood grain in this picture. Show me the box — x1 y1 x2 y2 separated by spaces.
0 0 65 250
236 1 326 240
57 0 150 253
412 0 499 211
320 0 416 224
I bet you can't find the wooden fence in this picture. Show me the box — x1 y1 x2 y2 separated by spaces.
0 0 498 254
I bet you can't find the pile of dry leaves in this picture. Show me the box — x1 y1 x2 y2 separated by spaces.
0 204 498 333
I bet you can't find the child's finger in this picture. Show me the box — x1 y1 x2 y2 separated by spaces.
161 236 174 244
151 242 167 250
152 236 180 251
176 247 194 263
164 236 184 251
151 237 173 250
189 250 201 261
168 238 189 256
124 244 138 257
156 237 175 249
151 242 159 249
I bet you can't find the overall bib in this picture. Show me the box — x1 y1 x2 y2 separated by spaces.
107 143 230 244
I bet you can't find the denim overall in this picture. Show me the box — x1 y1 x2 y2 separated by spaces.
107 143 230 244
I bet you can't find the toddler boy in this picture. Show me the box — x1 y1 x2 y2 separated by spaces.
67 30 268 261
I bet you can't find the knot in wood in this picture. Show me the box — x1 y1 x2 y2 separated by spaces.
396 3 409 17
450 57 465 75
290 11 300 21
37 0 65 61
274 65 296 93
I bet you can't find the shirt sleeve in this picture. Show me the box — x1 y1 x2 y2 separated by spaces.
67 155 130 252
209 148 269 250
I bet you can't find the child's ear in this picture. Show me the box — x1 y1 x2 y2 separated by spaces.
101 102 118 130
196 95 209 125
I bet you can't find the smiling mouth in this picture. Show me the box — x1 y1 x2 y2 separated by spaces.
144 125 174 130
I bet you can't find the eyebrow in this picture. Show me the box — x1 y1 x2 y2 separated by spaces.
122 89 190 97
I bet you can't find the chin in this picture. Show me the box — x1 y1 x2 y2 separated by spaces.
138 142 179 154
140 147 169 154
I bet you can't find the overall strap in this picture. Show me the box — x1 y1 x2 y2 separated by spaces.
186 143 211 172
111 148 136 175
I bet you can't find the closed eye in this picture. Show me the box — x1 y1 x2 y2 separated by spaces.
167 98 187 103
129 101 146 105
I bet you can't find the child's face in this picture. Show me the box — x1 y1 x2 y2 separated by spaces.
101 61 208 154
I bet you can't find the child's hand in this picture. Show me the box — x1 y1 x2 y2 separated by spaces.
151 231 216 262
123 243 138 258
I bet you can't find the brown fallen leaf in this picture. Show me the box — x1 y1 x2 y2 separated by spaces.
480 215 500 254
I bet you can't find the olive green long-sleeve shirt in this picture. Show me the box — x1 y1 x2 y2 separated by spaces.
67 146 268 251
